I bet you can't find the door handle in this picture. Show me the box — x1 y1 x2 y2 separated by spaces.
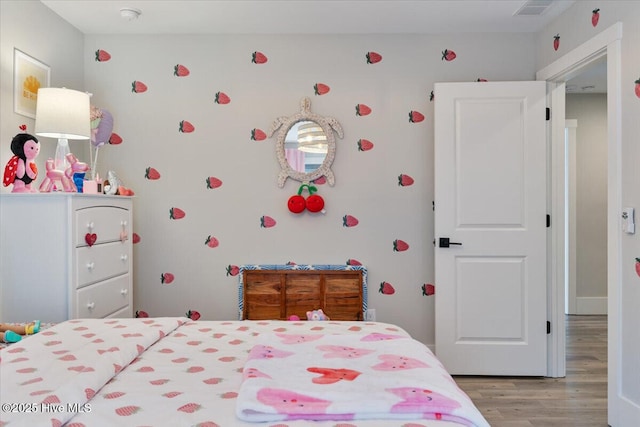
439 237 462 248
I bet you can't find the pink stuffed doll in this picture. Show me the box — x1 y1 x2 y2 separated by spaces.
3 133 40 193
0 321 40 343
306 309 330 321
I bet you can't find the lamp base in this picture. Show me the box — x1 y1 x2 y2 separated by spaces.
54 138 70 171
52 138 70 191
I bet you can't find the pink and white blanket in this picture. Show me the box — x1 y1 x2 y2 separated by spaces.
0 317 185 427
1 318 488 426
236 332 490 427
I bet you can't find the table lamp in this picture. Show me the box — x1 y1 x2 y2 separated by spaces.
34 88 91 172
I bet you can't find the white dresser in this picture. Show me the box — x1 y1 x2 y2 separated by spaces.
0 193 133 322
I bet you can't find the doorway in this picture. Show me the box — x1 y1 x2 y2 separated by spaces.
537 21 621 379
565 60 608 316
536 20 627 426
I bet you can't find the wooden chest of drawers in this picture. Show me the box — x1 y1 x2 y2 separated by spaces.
241 267 365 321
0 194 133 322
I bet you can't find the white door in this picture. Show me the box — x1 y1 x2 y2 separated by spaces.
434 81 547 376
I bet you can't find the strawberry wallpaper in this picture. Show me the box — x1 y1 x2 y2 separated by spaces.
80 32 535 343
1 1 639 354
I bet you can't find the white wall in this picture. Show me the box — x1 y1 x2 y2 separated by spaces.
0 0 85 320
566 93 607 314
0 0 87 180
536 0 640 422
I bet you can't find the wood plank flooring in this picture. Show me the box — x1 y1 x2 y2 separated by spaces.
453 315 607 427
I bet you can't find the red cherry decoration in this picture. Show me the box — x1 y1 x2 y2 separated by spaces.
306 194 324 213
287 184 325 214
288 194 306 214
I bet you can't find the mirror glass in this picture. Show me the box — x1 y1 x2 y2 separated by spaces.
269 97 343 188
284 121 328 174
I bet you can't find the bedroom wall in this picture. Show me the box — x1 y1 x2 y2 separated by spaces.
79 32 536 345
0 1 543 347
0 0 87 185
0 0 86 318
535 0 640 414
566 93 607 313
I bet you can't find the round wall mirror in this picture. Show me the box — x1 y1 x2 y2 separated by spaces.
284 121 328 175
269 98 343 188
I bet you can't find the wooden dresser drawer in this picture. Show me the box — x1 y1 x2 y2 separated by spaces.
75 206 131 246
75 241 130 288
75 274 131 318
242 268 364 321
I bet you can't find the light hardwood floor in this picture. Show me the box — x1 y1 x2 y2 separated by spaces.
453 315 607 427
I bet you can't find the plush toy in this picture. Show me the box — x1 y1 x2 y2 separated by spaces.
306 190 325 213
288 315 300 321
3 133 40 193
287 189 306 214
306 309 330 321
0 320 40 343
287 183 325 214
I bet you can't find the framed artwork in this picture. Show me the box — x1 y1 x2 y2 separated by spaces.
13 48 50 119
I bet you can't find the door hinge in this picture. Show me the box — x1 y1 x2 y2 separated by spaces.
547 321 551 334
546 214 551 227
546 108 550 121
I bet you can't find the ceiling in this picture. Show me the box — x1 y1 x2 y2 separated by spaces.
40 0 576 35
39 0 605 93
566 57 608 94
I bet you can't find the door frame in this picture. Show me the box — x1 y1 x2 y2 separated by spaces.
536 20 622 419
565 119 577 315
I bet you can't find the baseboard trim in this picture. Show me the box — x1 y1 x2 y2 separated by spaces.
576 297 607 315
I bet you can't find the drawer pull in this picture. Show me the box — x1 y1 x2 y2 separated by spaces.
87 221 95 231
86 262 95 270
120 289 128 296
120 254 128 261
121 220 128 227
85 233 97 247
87 302 96 310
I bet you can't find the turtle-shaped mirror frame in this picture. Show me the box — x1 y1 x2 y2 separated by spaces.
269 97 343 188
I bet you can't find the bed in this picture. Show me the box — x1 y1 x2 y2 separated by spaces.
1 265 489 426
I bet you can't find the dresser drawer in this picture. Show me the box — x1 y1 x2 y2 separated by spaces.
106 305 133 319
76 241 130 288
75 274 131 318
75 206 131 246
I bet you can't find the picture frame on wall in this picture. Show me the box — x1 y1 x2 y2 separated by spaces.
13 48 50 119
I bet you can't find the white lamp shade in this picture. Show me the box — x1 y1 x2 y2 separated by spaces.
35 88 91 140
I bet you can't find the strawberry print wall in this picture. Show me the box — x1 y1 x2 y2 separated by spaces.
534 0 640 415
83 32 536 345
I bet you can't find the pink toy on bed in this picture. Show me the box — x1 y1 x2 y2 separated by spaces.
306 309 329 321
